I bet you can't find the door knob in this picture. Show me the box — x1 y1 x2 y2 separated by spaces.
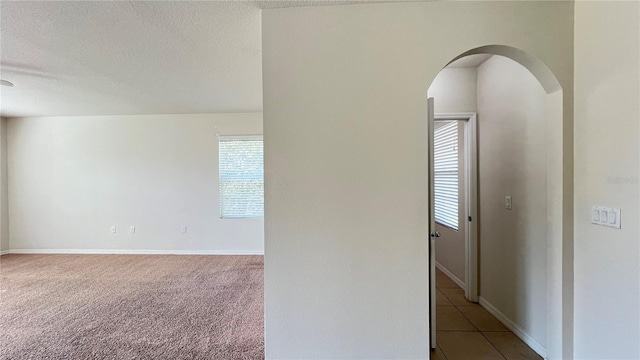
430 231 441 238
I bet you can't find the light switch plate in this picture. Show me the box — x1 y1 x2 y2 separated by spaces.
591 206 621 229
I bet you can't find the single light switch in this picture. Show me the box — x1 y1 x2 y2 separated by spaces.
505 196 512 210
592 209 600 222
608 211 616 224
600 210 608 223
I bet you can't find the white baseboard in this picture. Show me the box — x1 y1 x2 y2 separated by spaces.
435 261 465 290
478 297 547 359
7 249 264 255
0 249 9 256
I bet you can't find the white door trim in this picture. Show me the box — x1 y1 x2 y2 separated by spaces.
434 112 478 303
427 98 437 349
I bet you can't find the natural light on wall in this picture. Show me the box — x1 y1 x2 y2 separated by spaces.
434 122 459 230
218 135 264 218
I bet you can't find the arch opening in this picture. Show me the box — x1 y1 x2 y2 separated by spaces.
427 45 568 360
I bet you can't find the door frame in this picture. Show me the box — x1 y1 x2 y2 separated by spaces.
427 98 436 349
434 112 478 303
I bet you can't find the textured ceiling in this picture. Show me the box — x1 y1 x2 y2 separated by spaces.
0 0 418 118
1 1 263 117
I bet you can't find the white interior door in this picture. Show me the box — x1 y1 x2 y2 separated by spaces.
428 97 439 349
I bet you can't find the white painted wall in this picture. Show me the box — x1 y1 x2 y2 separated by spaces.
7 113 264 254
263 2 574 358
429 68 476 284
477 55 548 349
429 68 477 114
0 117 8 253
574 2 640 359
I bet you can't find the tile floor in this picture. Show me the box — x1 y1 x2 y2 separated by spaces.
432 268 544 360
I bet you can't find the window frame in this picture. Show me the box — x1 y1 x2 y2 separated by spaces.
218 134 264 219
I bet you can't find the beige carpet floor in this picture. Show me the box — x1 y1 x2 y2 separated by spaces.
0 254 264 360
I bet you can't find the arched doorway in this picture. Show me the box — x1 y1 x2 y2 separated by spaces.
426 45 569 360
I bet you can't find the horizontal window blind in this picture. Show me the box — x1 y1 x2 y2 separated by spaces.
434 122 459 230
219 137 264 218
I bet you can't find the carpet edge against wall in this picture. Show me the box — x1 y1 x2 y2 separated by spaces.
5 249 264 255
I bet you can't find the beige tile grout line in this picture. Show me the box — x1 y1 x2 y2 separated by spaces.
453 298 523 359
436 281 509 360
433 283 451 360
477 331 509 360
437 344 450 360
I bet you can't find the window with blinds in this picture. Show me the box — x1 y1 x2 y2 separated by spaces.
434 122 459 230
219 136 264 218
